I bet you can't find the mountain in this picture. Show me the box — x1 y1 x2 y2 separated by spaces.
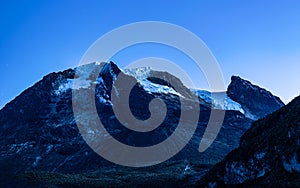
227 75 284 119
195 95 300 187
0 62 284 187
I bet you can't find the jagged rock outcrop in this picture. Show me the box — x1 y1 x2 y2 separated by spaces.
227 76 284 119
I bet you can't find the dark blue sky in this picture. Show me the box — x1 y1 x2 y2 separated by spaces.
1 0 300 108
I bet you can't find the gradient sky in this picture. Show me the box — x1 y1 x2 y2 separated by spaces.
1 0 300 108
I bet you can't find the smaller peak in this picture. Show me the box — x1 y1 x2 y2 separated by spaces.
231 75 242 80
108 61 117 67
101 61 121 77
102 61 118 70
103 61 119 70
230 75 249 83
227 75 284 118
230 75 253 86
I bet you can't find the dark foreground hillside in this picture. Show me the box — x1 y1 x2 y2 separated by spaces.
196 95 300 187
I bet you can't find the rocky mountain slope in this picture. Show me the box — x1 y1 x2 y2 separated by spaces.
0 62 283 187
196 95 300 187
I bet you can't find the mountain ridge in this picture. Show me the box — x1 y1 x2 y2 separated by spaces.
0 62 285 187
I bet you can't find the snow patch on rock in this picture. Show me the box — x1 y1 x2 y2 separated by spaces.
194 90 245 114
9 142 35 154
140 79 182 96
55 79 92 95
124 67 151 81
124 67 182 96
